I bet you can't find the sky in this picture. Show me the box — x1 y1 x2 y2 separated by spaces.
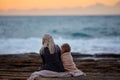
0 0 120 15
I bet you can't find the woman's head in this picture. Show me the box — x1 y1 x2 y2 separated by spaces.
42 34 55 54
61 43 71 54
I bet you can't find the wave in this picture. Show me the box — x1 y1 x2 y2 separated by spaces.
0 16 120 39
71 32 92 38
0 37 120 54
51 26 120 39
82 27 120 38
51 30 92 38
0 16 120 54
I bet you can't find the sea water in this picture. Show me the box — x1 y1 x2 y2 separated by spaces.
0 16 120 54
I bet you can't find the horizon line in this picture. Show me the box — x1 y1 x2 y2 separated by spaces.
0 14 120 16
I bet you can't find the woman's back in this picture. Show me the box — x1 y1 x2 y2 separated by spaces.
40 45 64 72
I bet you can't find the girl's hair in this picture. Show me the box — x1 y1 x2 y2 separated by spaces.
61 43 71 53
40 34 55 54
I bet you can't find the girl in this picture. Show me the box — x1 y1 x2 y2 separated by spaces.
61 43 86 77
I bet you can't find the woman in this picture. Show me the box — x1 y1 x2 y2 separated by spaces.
27 34 70 80
40 34 64 72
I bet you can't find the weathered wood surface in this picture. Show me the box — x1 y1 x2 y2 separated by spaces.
35 76 87 80
36 74 120 80
1 73 120 80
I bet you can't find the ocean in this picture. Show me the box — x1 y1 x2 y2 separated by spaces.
0 16 120 54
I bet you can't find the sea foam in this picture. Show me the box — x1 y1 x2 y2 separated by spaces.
0 37 120 54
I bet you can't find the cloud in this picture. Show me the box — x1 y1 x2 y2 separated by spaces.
77 2 120 15
0 2 120 15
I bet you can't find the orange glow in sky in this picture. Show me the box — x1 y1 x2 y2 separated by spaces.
0 0 119 10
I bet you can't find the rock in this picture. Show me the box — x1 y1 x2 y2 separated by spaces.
94 53 120 58
71 52 93 58
0 52 120 80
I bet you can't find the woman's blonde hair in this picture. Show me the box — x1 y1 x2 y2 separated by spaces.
40 34 55 54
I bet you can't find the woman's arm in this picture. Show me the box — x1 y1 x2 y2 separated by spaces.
56 45 62 61
40 49 45 65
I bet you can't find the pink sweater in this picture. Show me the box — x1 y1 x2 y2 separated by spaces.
61 52 80 72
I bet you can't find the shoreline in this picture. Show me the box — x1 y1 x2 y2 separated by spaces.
0 52 120 61
0 52 120 80
1 52 120 56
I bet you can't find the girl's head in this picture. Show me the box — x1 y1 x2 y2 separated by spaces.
61 43 71 54
41 34 55 54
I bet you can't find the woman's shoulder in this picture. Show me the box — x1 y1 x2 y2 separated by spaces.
55 44 59 47
55 44 60 50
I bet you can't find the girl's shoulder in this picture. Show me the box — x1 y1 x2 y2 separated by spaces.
62 52 72 58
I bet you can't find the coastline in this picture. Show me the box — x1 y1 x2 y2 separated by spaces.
0 52 120 80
